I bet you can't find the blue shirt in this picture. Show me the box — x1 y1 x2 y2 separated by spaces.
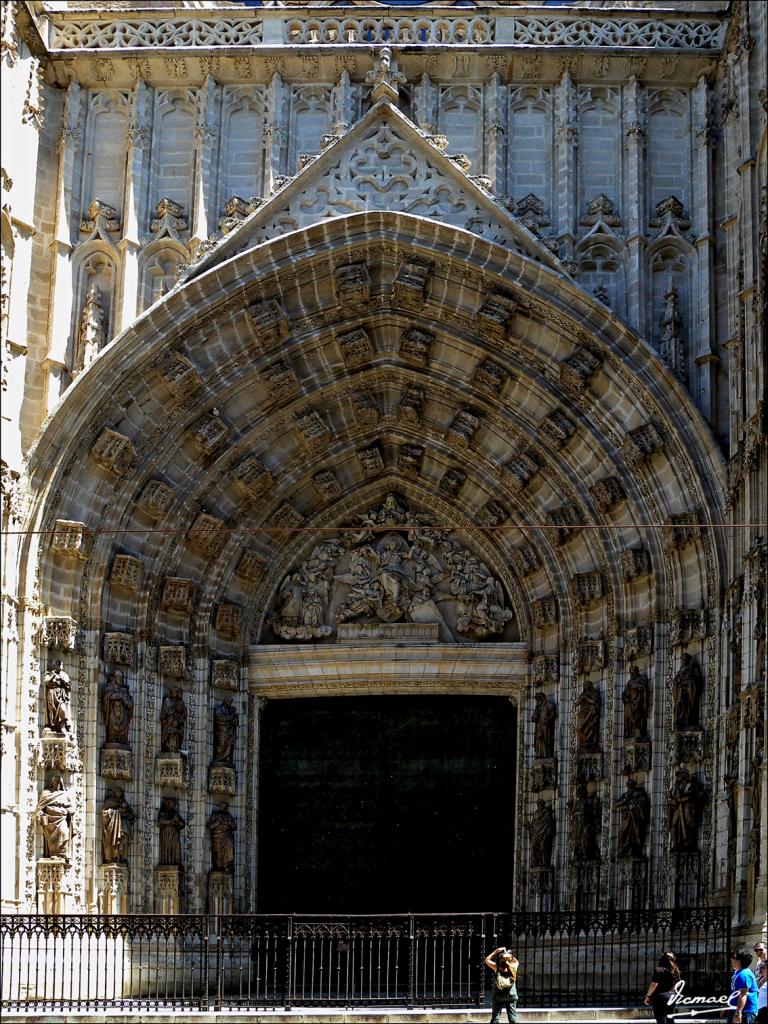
730 967 759 1014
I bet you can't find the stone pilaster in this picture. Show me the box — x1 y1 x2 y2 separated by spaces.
554 73 578 265
623 76 647 336
43 80 82 411
264 73 287 195
115 80 149 332
483 73 507 196
189 75 219 254
691 72 718 426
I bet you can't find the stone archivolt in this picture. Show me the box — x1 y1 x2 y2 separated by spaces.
18 210 727 915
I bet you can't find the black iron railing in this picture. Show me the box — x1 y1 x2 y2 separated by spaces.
0 908 730 1012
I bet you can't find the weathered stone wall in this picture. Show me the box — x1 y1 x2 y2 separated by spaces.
0 0 764 934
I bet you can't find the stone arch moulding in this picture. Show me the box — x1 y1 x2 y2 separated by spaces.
18 212 727 912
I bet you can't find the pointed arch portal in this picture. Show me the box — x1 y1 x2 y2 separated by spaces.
21 210 725 914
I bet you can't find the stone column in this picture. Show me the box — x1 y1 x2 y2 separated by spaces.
623 76 647 337
248 696 268 911
554 73 578 268
189 75 219 255
483 74 507 196
43 81 82 412
115 80 149 334
691 72 719 426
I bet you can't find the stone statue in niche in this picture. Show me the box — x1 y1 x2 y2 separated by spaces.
77 283 106 372
160 687 187 753
102 670 133 747
668 767 706 853
531 692 557 760
659 279 686 382
575 680 601 753
35 774 75 860
616 778 651 858
529 799 556 868
269 494 514 643
43 660 73 735
157 797 186 866
101 786 135 864
568 783 600 861
212 698 238 767
672 653 703 731
207 801 236 873
748 750 763 825
622 666 650 740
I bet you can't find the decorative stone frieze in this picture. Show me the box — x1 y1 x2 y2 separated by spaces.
620 547 651 580
669 607 709 646
263 360 299 400
208 766 236 797
104 632 133 667
589 476 625 513
313 469 342 500
664 512 703 551
335 263 371 306
295 410 331 456
447 407 481 445
99 864 128 915
189 513 227 560
397 444 424 476
351 391 380 427
511 544 540 577
571 572 603 607
622 739 651 775
397 385 425 423
575 752 603 784
249 299 289 349
622 422 665 465
560 346 602 391
439 467 466 498
92 429 136 476
232 456 273 501
162 578 194 613
100 747 132 781
40 733 77 772
159 646 186 679
476 291 517 340
161 354 202 401
358 445 384 478
472 359 508 395
399 327 434 366
212 660 239 691
392 260 431 306
574 639 605 674
504 450 544 492
215 604 242 637
676 731 705 765
532 597 558 628
155 754 184 789
110 555 143 592
533 655 558 686
235 550 266 582
547 503 580 545
477 500 508 527
191 412 229 455
624 624 653 661
538 410 575 449
51 520 92 559
137 479 174 520
337 327 372 367
531 759 557 792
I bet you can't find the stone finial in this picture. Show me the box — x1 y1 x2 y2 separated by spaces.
77 284 106 372
659 279 687 382
365 46 406 103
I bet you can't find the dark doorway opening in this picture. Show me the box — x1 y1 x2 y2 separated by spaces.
257 695 516 913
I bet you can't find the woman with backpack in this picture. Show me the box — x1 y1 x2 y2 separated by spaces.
484 946 519 1023
643 951 682 1024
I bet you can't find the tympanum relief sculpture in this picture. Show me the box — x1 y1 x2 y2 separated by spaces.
266 493 515 643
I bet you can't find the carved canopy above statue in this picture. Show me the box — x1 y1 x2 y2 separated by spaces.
266 492 515 642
